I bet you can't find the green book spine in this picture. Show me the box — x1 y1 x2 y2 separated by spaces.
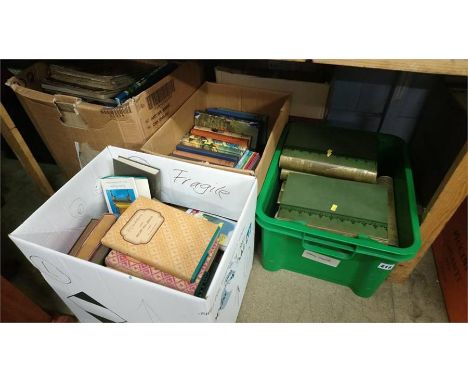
190 226 221 283
281 122 378 183
279 148 377 183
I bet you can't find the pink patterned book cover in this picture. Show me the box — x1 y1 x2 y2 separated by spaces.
105 238 219 295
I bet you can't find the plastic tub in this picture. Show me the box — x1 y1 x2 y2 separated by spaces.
256 123 421 297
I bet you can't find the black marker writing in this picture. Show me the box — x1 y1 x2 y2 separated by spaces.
172 169 231 199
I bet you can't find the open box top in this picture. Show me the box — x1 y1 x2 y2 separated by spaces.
9 146 257 322
141 82 291 192
6 61 204 177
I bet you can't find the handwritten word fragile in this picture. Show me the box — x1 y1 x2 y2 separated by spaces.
172 169 230 199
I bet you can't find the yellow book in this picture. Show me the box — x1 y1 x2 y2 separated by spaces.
101 197 220 282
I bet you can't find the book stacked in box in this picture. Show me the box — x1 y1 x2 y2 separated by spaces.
170 108 266 170
276 123 399 246
101 197 223 297
67 156 231 297
40 61 176 107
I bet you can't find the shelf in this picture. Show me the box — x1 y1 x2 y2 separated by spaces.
312 59 468 76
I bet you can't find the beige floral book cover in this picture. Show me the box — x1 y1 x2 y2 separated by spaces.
101 197 219 282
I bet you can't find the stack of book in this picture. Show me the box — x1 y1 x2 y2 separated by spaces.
100 156 161 216
170 108 266 170
40 60 175 106
276 123 399 246
101 197 224 297
67 213 116 265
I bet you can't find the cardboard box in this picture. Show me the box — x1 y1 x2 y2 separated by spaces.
432 199 467 323
215 66 329 119
9 147 257 322
6 61 204 178
141 82 291 192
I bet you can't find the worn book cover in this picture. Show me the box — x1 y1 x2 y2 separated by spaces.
71 214 116 261
244 152 260 170
277 172 390 243
175 144 240 163
100 177 139 216
105 236 220 295
190 128 250 148
186 209 236 251
281 122 378 183
205 108 268 147
101 197 220 282
180 134 246 158
113 157 161 200
194 111 259 149
68 219 99 257
235 150 253 169
171 150 236 167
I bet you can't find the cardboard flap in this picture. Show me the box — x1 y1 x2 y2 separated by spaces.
108 146 256 221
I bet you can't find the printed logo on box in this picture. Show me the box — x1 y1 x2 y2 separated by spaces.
302 250 341 267
378 263 395 271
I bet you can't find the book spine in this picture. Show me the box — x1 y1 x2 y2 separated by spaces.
192 126 252 143
245 152 260 170
206 108 267 123
175 144 240 163
180 135 245 157
171 150 236 167
194 111 258 149
279 155 377 183
190 128 250 147
235 150 252 169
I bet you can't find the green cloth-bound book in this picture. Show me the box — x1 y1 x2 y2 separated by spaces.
280 122 378 183
277 172 390 243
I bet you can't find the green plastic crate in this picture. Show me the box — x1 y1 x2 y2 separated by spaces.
256 123 421 297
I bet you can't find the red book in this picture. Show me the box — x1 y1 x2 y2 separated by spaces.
245 152 260 170
105 238 220 295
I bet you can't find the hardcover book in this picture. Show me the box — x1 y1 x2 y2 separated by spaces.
101 197 220 282
235 150 253 169
68 219 98 257
100 177 150 216
190 128 250 148
205 108 268 147
244 152 260 170
175 144 240 163
194 249 224 298
48 62 161 90
113 156 161 200
180 134 246 158
186 209 236 251
191 126 253 145
171 150 236 168
194 111 259 149
277 172 391 243
105 236 220 296
69 214 116 261
281 122 378 183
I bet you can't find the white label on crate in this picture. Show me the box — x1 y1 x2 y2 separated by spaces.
378 263 395 271
302 250 341 267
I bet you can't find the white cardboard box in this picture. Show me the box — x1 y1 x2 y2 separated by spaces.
9 146 257 322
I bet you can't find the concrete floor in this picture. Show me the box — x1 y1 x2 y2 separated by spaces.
1 157 448 322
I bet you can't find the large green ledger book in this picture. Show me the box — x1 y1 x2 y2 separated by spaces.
280 123 378 183
277 172 392 243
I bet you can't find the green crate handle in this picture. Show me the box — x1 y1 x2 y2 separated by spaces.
302 234 356 260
